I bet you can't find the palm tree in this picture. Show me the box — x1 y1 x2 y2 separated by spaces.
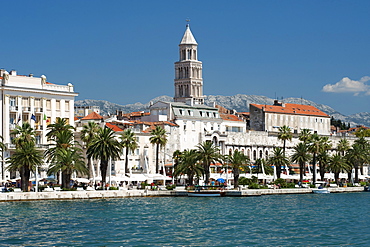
81 121 100 178
307 133 324 183
173 149 203 186
226 150 250 189
149 126 167 174
268 147 290 179
354 137 370 175
11 122 36 148
278 125 292 157
298 129 312 144
291 143 311 183
120 129 138 174
87 127 121 186
45 128 87 189
6 141 43 192
172 149 182 178
328 154 349 184
336 138 350 156
48 147 88 188
346 142 369 183
317 150 330 181
46 118 74 140
197 141 223 185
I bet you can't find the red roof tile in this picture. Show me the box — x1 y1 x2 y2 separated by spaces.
105 122 123 132
251 103 329 117
81 111 104 120
220 114 243 121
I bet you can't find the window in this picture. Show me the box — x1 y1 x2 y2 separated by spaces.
46 100 51 110
56 100 61 110
9 97 16 106
65 101 70 111
259 150 263 158
34 98 41 107
22 97 29 106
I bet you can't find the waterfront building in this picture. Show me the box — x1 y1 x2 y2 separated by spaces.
0 69 78 180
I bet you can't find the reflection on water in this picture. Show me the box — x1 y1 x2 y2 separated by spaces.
0 193 369 246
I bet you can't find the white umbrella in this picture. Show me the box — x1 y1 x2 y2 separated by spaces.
75 178 90 183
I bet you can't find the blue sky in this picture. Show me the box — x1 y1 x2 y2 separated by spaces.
2 0 370 115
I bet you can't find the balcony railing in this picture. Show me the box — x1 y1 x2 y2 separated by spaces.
22 106 31 112
35 107 43 113
9 106 18 112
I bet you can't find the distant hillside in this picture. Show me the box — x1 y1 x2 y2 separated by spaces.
75 94 368 127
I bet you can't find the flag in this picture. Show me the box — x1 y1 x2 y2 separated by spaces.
43 114 47 120
31 114 36 121
17 115 21 124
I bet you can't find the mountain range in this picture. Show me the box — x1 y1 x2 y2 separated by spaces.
75 94 370 127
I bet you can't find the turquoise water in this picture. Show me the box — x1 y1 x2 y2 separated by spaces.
0 193 369 246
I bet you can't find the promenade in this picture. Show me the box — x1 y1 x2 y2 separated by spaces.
0 187 365 202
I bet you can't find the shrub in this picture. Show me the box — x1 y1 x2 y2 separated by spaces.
248 183 260 189
166 184 176 190
286 183 296 188
109 187 119 190
360 182 367 186
62 188 77 191
273 178 287 188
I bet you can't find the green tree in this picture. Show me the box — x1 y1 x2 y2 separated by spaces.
11 122 36 148
317 137 332 181
291 142 311 183
48 148 88 188
120 129 138 174
173 149 203 186
268 147 289 179
226 150 250 189
253 158 273 175
298 129 312 144
197 141 223 185
149 126 167 174
80 121 100 178
45 120 87 188
7 141 43 192
346 140 369 183
46 118 74 140
308 133 324 183
328 154 350 184
277 125 292 176
87 127 121 186
336 138 350 156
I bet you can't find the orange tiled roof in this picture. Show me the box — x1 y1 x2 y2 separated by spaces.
81 111 104 120
220 114 243 121
105 122 123 132
251 103 329 117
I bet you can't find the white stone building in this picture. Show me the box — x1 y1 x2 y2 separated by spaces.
0 69 78 180
250 100 331 135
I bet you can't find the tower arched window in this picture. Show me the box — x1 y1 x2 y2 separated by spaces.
253 150 257 160
259 150 263 158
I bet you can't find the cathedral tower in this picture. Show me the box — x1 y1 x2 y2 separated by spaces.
174 24 204 105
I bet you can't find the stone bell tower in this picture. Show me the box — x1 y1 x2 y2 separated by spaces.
174 24 204 105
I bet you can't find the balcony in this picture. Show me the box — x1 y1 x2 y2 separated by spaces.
35 107 44 113
9 106 18 112
22 106 31 112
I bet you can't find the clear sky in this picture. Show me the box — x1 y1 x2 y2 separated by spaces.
2 0 370 115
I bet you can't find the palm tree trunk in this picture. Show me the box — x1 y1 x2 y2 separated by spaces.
100 160 108 187
22 167 31 192
299 162 304 183
205 164 210 185
319 162 325 181
354 163 359 183
125 148 129 174
234 168 240 189
155 144 159 174
334 172 339 185
312 154 317 184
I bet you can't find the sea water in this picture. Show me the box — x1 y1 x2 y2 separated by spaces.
0 193 369 246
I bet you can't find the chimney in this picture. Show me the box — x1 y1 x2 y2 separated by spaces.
10 70 17 76
29 73 33 77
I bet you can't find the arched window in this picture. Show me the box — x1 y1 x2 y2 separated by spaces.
229 148 232 155
253 150 257 160
259 150 263 158
265 150 268 157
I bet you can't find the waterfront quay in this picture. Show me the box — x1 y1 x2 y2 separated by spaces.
0 187 364 202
